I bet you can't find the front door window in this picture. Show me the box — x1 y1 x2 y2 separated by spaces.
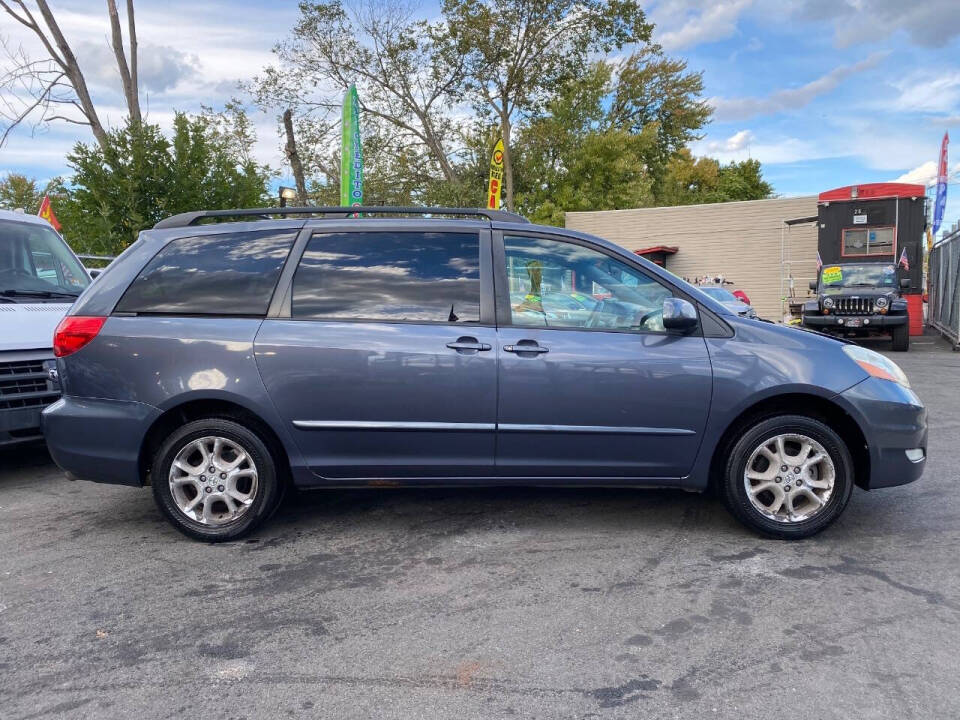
503 235 672 332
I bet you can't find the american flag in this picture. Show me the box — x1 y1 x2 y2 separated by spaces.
816 251 822 270
898 247 909 271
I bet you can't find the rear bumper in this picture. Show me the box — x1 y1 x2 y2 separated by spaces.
803 314 907 331
838 378 926 489
42 396 159 486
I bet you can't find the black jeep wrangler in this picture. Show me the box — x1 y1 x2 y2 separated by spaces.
801 262 910 351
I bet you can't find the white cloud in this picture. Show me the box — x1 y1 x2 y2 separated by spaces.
790 0 960 48
892 72 960 114
692 133 824 165
653 0 754 51
710 53 887 121
707 129 755 153
894 161 960 186
894 161 939 186
76 41 199 93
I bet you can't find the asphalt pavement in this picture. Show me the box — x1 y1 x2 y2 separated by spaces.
2 333 959 719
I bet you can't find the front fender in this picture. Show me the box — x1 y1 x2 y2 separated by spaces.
686 317 869 488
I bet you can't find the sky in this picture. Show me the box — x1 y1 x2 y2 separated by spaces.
1 0 960 236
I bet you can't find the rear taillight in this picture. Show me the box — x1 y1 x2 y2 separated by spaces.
53 316 107 357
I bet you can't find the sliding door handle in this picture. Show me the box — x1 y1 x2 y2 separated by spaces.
447 337 492 352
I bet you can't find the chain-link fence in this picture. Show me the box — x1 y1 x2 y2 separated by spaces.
929 226 960 348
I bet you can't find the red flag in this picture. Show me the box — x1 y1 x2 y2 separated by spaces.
37 195 62 232
898 247 909 271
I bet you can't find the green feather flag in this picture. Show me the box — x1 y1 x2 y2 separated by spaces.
340 84 363 208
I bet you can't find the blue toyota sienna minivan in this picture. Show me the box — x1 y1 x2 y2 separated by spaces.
42 207 927 542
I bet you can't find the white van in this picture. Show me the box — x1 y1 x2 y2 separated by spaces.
0 208 90 446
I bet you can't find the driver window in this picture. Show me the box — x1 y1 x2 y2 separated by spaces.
503 235 673 332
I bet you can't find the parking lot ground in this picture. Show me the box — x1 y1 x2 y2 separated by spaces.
2 334 960 719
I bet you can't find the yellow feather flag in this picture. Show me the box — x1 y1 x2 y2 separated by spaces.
487 138 504 210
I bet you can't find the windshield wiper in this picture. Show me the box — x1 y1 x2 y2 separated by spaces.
0 289 80 299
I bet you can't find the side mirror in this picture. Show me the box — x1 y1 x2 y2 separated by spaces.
808 280 818 291
663 297 698 332
899 278 910 290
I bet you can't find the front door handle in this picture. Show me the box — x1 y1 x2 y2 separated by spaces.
503 341 549 355
446 337 492 353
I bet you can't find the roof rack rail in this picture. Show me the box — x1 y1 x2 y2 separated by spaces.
153 206 529 229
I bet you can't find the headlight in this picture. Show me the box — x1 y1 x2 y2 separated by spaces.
875 296 888 309
843 345 910 387
822 297 835 309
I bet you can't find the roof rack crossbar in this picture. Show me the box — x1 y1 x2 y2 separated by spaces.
153 206 529 229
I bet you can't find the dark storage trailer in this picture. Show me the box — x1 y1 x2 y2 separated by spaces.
817 183 927 335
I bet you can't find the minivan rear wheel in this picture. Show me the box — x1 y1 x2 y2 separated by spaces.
722 415 854 539
151 418 283 542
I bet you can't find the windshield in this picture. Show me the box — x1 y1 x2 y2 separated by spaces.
0 219 89 297
820 263 897 289
699 286 738 302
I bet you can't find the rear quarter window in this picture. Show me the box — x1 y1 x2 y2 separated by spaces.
116 229 296 315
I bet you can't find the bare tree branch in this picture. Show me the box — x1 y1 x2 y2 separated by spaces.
282 108 308 203
0 1 142 149
107 0 140 124
126 0 137 112
30 0 108 146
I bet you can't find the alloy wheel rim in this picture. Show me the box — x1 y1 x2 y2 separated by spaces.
168 435 259 526
743 433 835 523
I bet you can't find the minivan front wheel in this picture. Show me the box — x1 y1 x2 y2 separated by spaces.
722 415 854 539
151 418 282 542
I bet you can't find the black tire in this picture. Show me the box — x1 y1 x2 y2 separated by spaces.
891 323 909 352
151 418 284 542
721 414 854 540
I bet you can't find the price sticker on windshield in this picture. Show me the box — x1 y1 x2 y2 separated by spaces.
822 266 843 284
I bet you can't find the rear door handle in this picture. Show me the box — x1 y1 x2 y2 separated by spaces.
503 343 549 354
446 337 492 352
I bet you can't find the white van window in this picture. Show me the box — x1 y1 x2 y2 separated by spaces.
0 219 89 298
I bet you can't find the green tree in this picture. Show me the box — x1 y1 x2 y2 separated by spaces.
0 173 47 211
508 53 710 224
658 150 773 206
608 47 712 191
250 0 771 219
58 108 272 255
442 0 652 209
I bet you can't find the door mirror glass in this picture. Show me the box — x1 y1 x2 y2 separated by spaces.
809 279 818 291
899 277 910 290
662 298 698 332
